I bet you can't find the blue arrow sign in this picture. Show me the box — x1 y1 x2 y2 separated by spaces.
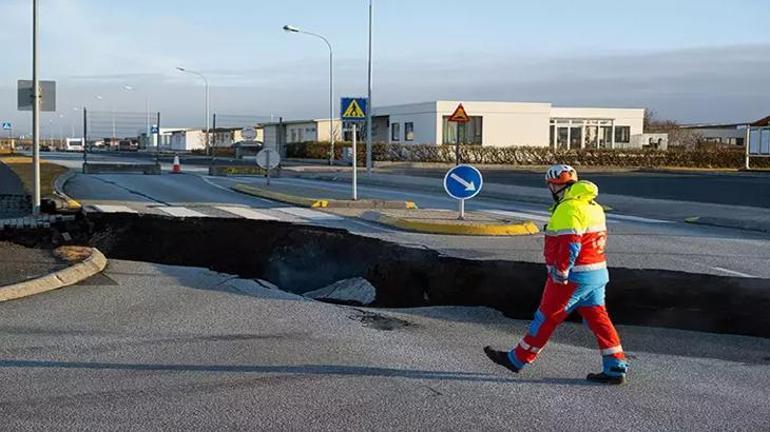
151 125 159 134
444 164 483 200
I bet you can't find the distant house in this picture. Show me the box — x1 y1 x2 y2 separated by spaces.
262 119 342 149
211 127 264 148
680 115 770 147
168 129 206 152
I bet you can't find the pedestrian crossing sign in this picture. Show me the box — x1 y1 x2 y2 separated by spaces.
341 97 367 122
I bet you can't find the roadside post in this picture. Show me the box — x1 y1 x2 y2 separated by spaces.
256 148 281 187
341 97 368 201
746 125 770 170
448 103 470 166
444 164 483 220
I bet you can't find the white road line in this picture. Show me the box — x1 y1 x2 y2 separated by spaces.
91 205 137 214
275 207 344 221
710 267 756 278
216 206 279 221
158 207 209 218
607 214 674 224
201 176 275 204
483 209 550 223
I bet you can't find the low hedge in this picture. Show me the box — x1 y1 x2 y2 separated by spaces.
285 142 770 169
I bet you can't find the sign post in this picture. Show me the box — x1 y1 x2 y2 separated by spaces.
444 164 483 220
448 103 470 166
341 97 368 201
2 122 11 140
256 148 281 186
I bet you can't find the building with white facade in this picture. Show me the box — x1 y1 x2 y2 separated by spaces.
372 101 646 149
168 129 206 152
262 119 342 149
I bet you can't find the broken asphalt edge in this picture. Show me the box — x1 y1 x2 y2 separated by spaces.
231 183 417 209
362 211 540 236
0 248 107 302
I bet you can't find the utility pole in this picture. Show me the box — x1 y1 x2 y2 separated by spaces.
365 0 374 174
32 0 41 214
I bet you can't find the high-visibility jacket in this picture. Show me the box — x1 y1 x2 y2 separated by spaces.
544 180 608 284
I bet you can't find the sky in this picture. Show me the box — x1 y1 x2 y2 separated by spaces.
1 0 769 136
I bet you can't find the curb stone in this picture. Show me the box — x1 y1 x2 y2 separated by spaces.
0 248 107 302
362 211 540 236
53 170 82 211
232 183 417 209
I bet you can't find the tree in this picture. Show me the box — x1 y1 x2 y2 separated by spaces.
644 108 703 148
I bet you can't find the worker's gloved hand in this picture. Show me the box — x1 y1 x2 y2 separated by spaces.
550 268 570 285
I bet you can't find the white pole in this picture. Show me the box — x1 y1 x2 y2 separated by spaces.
352 123 358 200
459 199 465 220
32 0 41 215
365 0 374 175
329 43 334 166
745 125 751 171
205 78 210 157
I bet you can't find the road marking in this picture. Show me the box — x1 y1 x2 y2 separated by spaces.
201 176 276 204
275 207 344 221
216 206 279 221
607 214 673 224
710 267 756 278
91 205 137 214
483 209 550 223
158 207 209 218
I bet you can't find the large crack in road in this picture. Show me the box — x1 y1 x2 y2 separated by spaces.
3 212 769 338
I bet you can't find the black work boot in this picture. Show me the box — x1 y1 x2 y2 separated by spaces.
483 346 520 373
586 372 626 385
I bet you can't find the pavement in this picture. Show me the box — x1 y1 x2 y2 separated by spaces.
287 167 770 233
0 241 66 287
378 166 770 209
34 150 768 279
0 258 767 431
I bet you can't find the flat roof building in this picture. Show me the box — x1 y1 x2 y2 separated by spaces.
372 101 647 149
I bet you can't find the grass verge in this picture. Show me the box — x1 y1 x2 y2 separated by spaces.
0 155 68 198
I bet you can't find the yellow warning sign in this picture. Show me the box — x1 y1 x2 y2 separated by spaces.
342 99 366 119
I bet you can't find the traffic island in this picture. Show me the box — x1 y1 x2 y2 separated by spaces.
362 209 540 236
0 244 107 302
232 183 417 209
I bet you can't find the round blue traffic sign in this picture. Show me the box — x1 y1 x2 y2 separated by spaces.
443 164 483 200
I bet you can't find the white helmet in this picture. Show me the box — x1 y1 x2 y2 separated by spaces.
545 164 578 185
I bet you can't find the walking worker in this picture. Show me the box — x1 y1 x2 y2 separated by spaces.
484 164 628 384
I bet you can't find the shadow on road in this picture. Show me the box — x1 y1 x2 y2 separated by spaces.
0 359 527 385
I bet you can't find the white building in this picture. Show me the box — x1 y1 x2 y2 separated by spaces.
168 129 206 152
372 101 646 149
262 119 343 149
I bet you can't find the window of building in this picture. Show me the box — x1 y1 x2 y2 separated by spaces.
615 126 630 143
391 123 401 142
291 130 297 142
405 122 414 141
442 116 483 145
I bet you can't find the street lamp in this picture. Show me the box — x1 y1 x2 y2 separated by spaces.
121 85 152 149
365 0 374 174
283 24 335 165
176 66 210 159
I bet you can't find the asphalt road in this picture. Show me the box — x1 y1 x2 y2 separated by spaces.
50 153 770 279
392 168 770 209
0 259 766 431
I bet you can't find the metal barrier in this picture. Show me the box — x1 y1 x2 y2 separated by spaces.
82 163 161 175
